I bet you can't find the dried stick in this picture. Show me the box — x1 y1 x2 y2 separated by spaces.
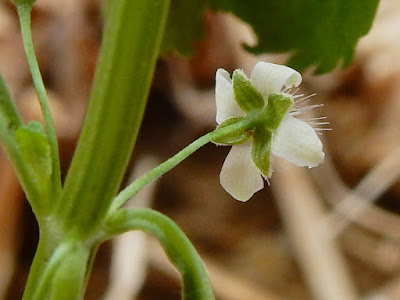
314 147 400 240
363 275 400 300
272 159 358 300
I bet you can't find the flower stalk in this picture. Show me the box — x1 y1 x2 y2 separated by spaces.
16 3 62 204
110 118 253 212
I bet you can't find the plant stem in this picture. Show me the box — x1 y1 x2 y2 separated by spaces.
21 229 58 300
22 233 92 300
0 73 44 211
110 119 252 212
17 4 61 202
104 208 215 300
58 0 170 234
0 73 23 132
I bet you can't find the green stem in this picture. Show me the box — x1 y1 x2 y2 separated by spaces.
58 0 170 233
21 229 58 300
0 73 23 132
110 119 252 212
0 73 46 213
22 233 92 300
103 208 215 300
17 4 61 202
24 245 71 300
0 116 43 211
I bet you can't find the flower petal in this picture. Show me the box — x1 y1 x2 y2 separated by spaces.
271 115 324 168
215 68 245 124
220 141 264 201
250 62 302 97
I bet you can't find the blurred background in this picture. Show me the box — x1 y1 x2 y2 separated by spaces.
1 0 400 299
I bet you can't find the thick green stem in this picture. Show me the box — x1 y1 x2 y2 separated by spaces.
22 234 91 300
58 0 170 234
17 4 61 203
21 228 60 300
103 208 215 300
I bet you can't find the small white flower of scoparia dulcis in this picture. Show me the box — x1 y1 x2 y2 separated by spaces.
213 62 325 201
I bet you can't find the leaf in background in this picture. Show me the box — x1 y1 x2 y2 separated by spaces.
15 121 52 181
161 0 208 56
210 0 379 74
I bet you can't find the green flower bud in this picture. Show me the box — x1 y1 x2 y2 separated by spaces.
232 70 264 112
212 117 251 146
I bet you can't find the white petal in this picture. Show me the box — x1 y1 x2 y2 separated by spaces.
250 62 302 98
220 141 264 201
215 68 245 124
271 115 324 168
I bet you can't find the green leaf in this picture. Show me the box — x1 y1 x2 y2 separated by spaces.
210 0 379 74
15 121 52 182
212 117 250 145
161 0 208 56
232 69 264 112
263 93 293 130
251 127 272 178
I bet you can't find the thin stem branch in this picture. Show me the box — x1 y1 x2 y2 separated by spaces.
109 119 252 212
0 73 43 210
17 4 61 201
0 73 23 132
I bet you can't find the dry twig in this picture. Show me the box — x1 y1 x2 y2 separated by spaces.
272 159 358 300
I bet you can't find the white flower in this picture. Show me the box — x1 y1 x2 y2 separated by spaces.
215 62 325 201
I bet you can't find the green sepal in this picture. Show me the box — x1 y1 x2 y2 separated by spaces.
15 121 52 182
212 117 251 145
263 93 293 130
232 69 264 112
251 127 272 178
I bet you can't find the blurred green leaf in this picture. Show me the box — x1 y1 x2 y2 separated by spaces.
15 121 51 181
161 0 208 56
210 0 379 74
162 0 379 74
